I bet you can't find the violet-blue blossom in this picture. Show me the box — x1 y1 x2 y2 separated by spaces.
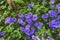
39 22 43 27
48 36 54 40
5 17 12 24
28 2 34 8
25 24 30 30
11 18 16 22
58 9 60 13
41 13 49 19
34 22 43 28
30 28 35 35
26 35 30 40
56 3 60 9
50 0 55 7
18 19 25 25
25 29 31 36
18 14 24 18
5 17 16 24
26 19 32 24
0 32 5 36
20 27 25 32
32 14 38 21
32 35 40 40
25 13 32 19
48 10 57 17
48 19 60 28
34 22 39 27
57 15 60 20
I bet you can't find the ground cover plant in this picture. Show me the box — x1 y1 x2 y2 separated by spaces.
0 0 60 40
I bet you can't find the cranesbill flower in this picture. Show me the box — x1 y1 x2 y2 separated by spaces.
5 17 12 24
41 13 49 19
0 32 5 36
28 2 34 8
32 14 38 21
50 3 55 7
26 35 30 40
57 15 60 20
48 10 57 17
34 22 39 27
32 35 40 40
18 19 25 25
30 28 35 35
20 27 31 36
39 22 43 27
5 17 16 24
26 25 30 28
56 3 60 9
25 29 31 36
11 18 16 22
25 13 32 19
50 0 55 7
26 19 32 24
48 19 60 28
58 9 60 13
18 14 24 18
34 22 43 28
20 27 25 32
48 36 54 40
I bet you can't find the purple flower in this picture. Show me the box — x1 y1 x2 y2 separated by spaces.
48 10 57 17
20 27 31 36
5 17 12 24
50 0 55 7
26 35 30 40
30 28 35 35
25 13 32 19
25 24 30 30
5 17 16 24
11 18 16 22
28 2 34 8
50 3 55 7
25 29 31 36
48 36 54 40
58 9 60 13
32 35 40 40
18 19 25 25
41 13 49 19
57 15 60 20
32 14 38 21
18 14 24 18
56 3 60 9
39 22 43 27
48 19 60 28
20 27 25 32
34 22 39 27
34 22 43 28
26 19 32 24
0 32 5 36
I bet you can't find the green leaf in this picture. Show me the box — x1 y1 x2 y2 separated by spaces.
10 29 21 38
4 23 14 32
1 5 6 9
0 26 3 31
13 0 24 3
0 10 10 22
